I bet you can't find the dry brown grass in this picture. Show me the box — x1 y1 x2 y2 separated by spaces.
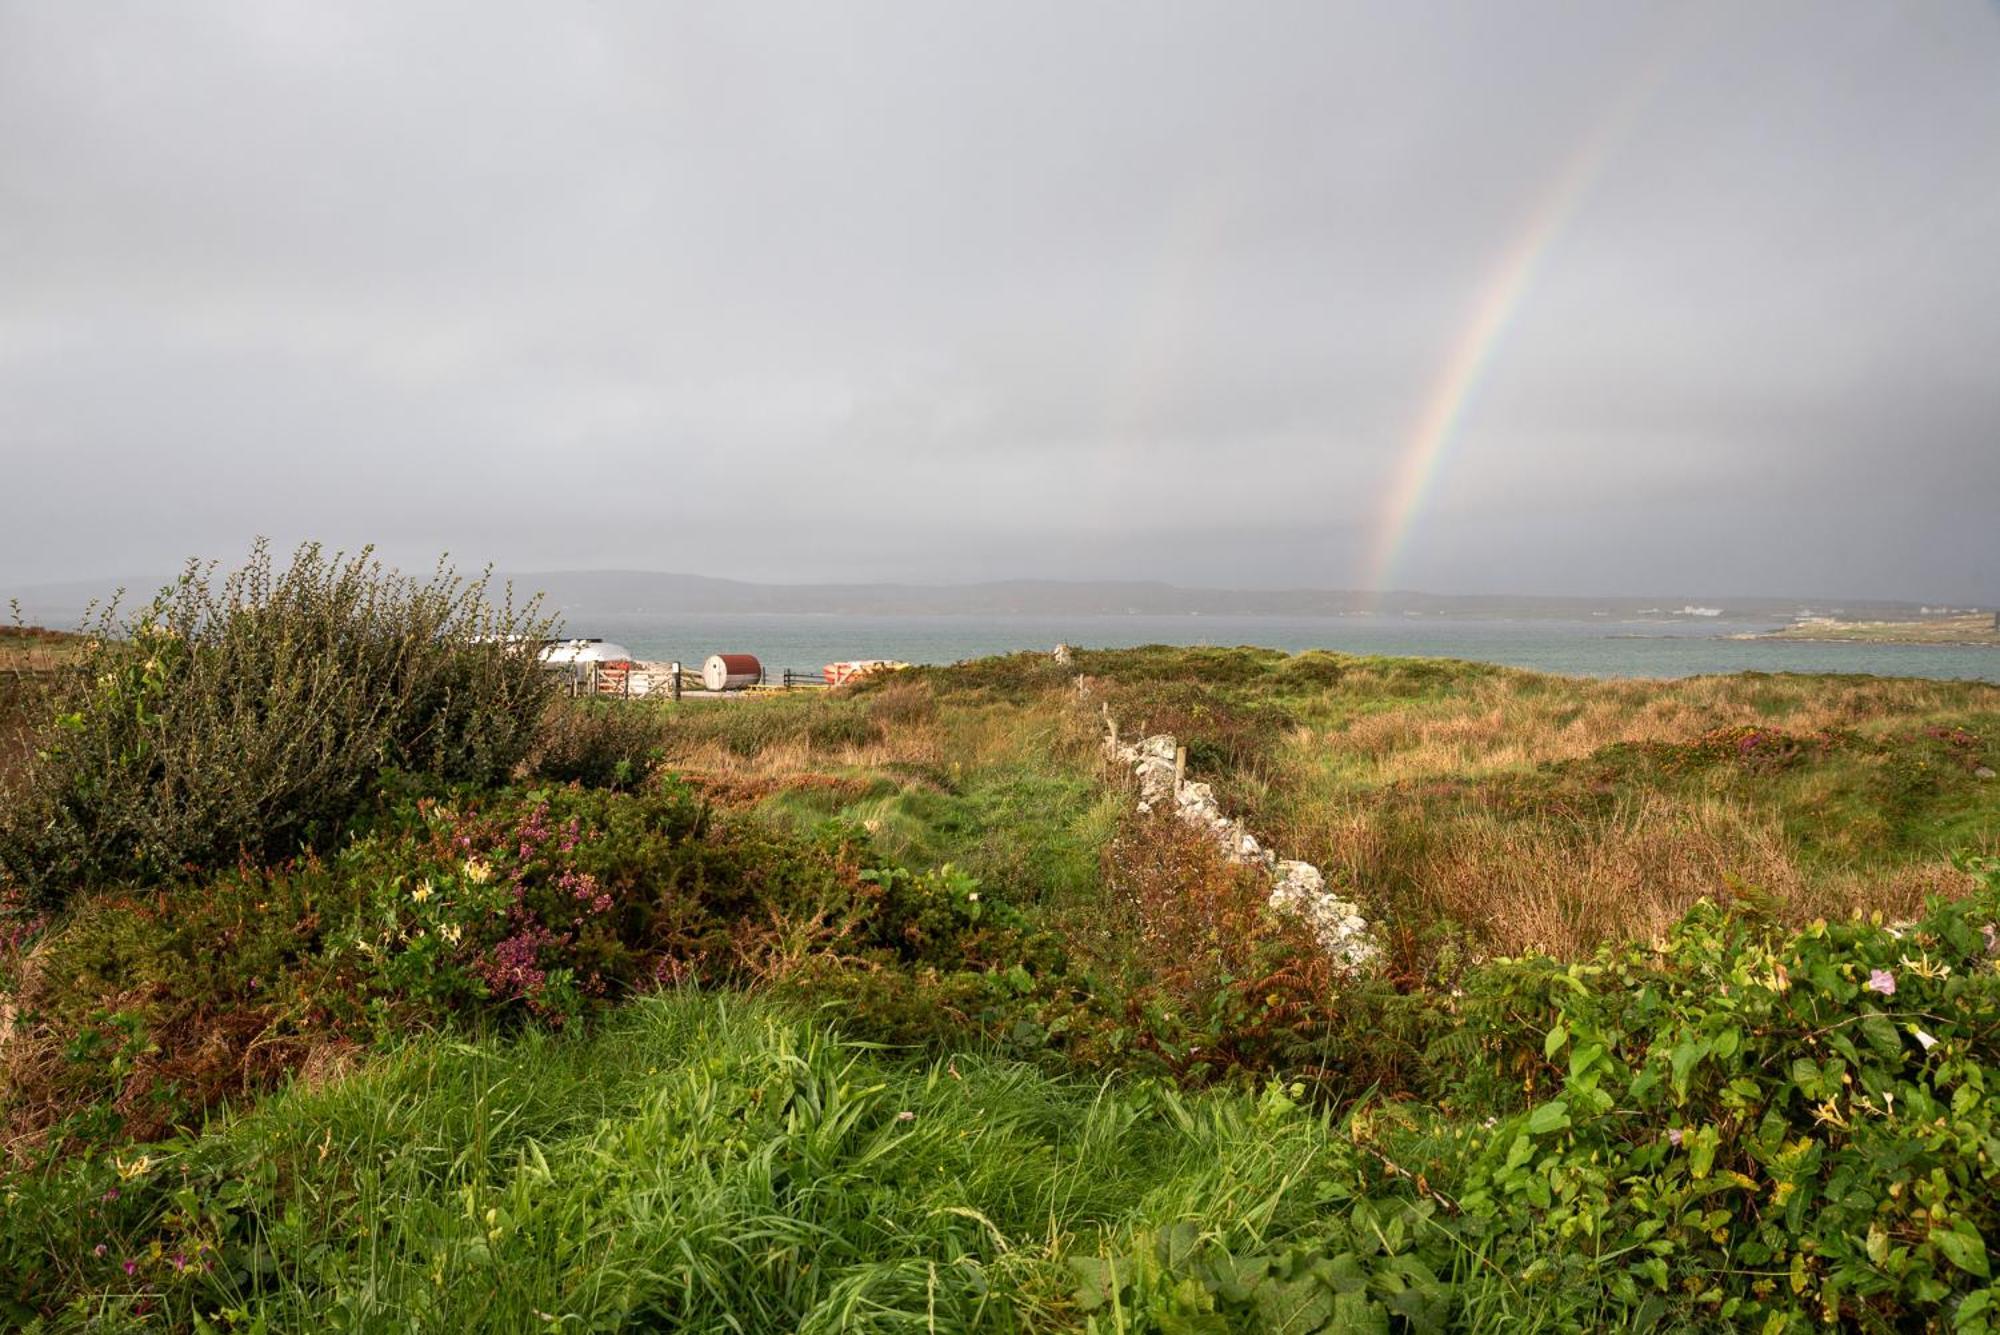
617 653 1999 966
1294 789 1978 960
1293 672 2000 787
1175 667 2000 961
655 686 1094 795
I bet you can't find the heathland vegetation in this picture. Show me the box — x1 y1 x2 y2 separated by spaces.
3 546 1999 1331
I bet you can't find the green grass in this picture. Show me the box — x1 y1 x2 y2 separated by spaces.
759 766 1124 912
4 992 1462 1331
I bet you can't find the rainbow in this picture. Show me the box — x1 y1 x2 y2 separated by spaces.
1364 26 1700 596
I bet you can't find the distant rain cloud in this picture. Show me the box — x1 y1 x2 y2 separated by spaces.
1 0 1996 600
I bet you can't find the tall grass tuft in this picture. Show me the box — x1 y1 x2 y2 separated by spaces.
0 541 555 908
0 993 1421 1331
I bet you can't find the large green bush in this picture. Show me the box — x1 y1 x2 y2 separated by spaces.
0 542 556 908
1442 860 2000 1330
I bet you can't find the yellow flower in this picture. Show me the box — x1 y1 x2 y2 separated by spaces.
113 1154 153 1181
411 880 434 904
464 858 493 885
440 923 462 945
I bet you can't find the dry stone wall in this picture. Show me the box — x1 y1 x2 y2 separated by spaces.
1101 722 1378 972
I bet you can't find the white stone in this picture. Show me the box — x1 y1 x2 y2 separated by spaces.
1101 722 1378 973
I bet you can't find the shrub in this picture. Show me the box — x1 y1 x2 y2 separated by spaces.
3 783 885 1154
0 542 555 908
1445 860 2000 1329
1095 813 1361 1084
531 699 667 789
347 784 712 1024
1 859 371 1152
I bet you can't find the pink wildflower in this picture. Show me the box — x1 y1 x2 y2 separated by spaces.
1866 969 1896 997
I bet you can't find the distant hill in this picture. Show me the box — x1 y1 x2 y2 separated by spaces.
501 571 1935 623
5 567 1944 626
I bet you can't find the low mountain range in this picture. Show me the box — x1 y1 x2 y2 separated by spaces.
4 567 1948 626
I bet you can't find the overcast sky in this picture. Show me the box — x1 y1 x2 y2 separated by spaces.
2 1 1995 600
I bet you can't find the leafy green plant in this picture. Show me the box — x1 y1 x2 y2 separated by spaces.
0 541 556 908
1451 860 2000 1330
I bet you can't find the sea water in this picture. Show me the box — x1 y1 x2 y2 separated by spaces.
567 612 2000 684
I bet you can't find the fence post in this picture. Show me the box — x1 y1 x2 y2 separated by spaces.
1174 744 1187 790
670 661 681 701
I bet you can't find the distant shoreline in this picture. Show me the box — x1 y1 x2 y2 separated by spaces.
1728 614 1999 649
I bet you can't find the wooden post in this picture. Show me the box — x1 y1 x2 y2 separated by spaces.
1174 744 1187 789
670 661 682 701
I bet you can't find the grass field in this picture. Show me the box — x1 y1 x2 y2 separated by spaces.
2 992 1486 1331
644 647 1999 966
7 626 2000 1330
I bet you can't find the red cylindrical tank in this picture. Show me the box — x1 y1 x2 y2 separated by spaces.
702 653 762 691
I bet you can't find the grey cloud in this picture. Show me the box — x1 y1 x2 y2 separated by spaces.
1 0 1995 600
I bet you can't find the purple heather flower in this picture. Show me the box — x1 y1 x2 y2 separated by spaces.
122 1259 138 1277
1667 1128 1683 1147
94 1244 107 1258
1866 969 1896 997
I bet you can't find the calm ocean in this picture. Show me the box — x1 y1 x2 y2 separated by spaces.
564 612 2000 684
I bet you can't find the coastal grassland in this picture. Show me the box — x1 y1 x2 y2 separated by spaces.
10 572 2000 1332
630 675 1125 911
1057 647 2000 963
564 647 1998 968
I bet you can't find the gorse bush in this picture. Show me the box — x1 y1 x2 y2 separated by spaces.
0 542 555 908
